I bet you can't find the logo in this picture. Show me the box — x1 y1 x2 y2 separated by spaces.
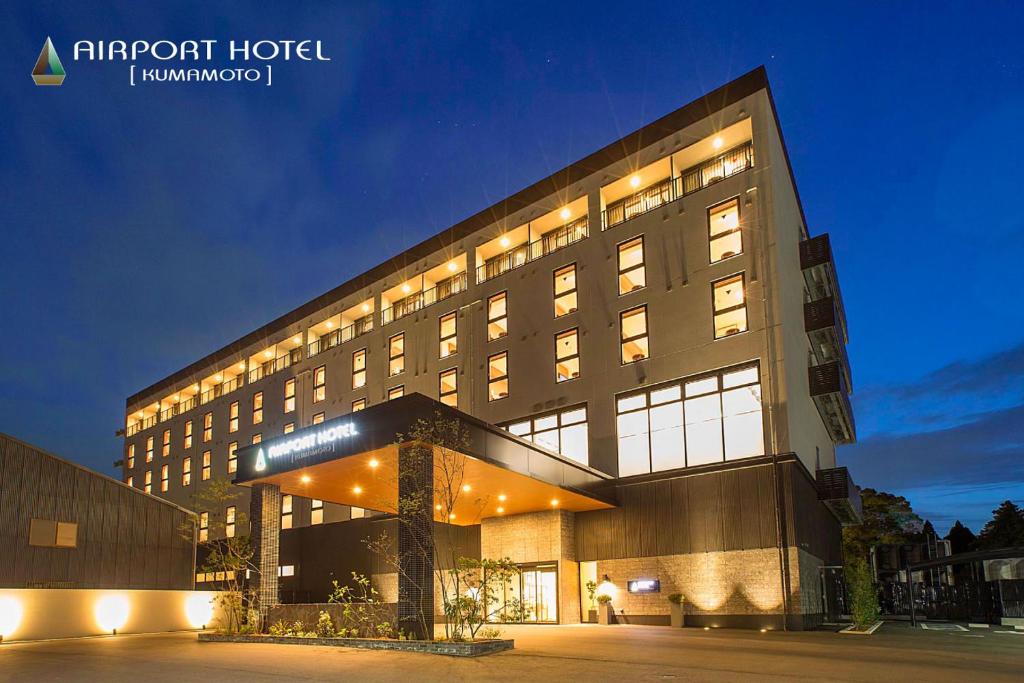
32 37 66 86
254 448 267 472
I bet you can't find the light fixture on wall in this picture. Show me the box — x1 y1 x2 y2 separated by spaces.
629 175 641 188
560 207 571 220
95 595 130 635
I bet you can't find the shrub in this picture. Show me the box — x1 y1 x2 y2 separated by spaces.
316 611 336 638
596 594 612 604
847 557 880 629
268 621 289 636
667 593 683 605
290 621 305 636
477 626 503 640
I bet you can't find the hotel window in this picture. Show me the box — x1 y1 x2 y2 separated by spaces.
506 405 589 465
615 363 763 476
202 450 211 481
352 399 366 412
488 352 509 401
388 386 404 401
311 499 324 525
439 312 457 358
709 198 742 263
162 429 171 457
127 443 135 469
487 292 508 341
252 433 262 445
713 274 748 339
281 495 293 529
439 368 458 407
227 442 237 474
352 350 366 389
278 565 295 577
127 475 133 488
350 507 365 520
160 465 169 492
199 512 208 542
144 470 152 494
184 420 193 449
314 365 327 402
555 329 580 382
553 264 578 317
225 506 236 538
182 457 192 487
617 236 646 295
312 412 325 425
389 334 405 376
229 401 239 433
284 422 295 434
252 392 264 424
620 305 649 364
284 378 296 413
202 412 212 442
145 436 154 463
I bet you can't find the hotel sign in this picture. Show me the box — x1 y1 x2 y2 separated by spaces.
253 421 359 472
627 579 661 594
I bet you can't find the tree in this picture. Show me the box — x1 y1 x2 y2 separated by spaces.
846 555 880 629
974 501 1024 550
842 488 923 562
945 520 976 555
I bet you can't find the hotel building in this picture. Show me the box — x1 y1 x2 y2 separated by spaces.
120 67 858 630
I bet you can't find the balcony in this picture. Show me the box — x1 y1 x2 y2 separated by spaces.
805 296 851 388
308 313 374 356
816 467 862 525
382 271 468 324
475 214 589 285
799 234 848 328
808 361 856 444
199 375 244 406
248 347 302 384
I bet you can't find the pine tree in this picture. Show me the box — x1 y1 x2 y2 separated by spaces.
945 520 976 554
974 501 1024 550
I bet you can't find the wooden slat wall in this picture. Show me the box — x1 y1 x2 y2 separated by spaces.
0 434 194 589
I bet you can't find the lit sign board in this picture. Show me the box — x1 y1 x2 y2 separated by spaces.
627 579 660 594
254 421 359 472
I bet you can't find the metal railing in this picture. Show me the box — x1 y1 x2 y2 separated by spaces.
475 217 589 284
247 348 302 384
381 272 469 324
307 313 374 357
127 414 158 436
198 375 243 406
602 141 754 230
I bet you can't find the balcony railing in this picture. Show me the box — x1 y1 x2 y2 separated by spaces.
809 361 856 445
476 216 589 284
248 348 302 384
382 272 468 324
199 375 244 406
127 414 158 436
817 466 863 526
805 295 851 389
602 141 755 230
307 313 374 358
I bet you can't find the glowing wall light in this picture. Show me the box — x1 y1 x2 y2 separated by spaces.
595 575 617 601
95 594 130 634
185 593 214 629
0 596 23 639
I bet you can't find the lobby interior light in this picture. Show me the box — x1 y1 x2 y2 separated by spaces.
559 207 571 220
712 136 724 149
629 175 641 188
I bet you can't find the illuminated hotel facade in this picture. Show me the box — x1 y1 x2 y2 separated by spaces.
120 67 858 630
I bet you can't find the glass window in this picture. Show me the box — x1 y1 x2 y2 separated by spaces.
146 436 154 462
439 368 458 407
127 475 133 488
713 274 747 339
202 412 213 443
252 433 262 445
160 464 169 492
229 402 239 433
281 494 292 529
312 412 325 425
352 399 366 412
284 378 296 413
487 292 508 341
228 442 237 474
553 264 578 317
284 422 295 434
162 429 171 457
144 470 152 494
225 506 236 538
709 198 742 263
182 457 191 486
184 421 193 449
488 352 508 401
199 512 208 542
388 386 404 401
252 392 263 424
352 349 367 389
389 334 405 376
439 312 458 358
617 237 646 295
502 406 589 465
555 329 580 382
311 499 324 525
313 365 326 402
620 305 649 364
127 443 135 469
202 450 211 481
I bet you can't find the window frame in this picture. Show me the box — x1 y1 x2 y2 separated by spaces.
352 398 366 412
387 385 404 401
201 450 211 481
553 263 578 318
162 429 171 457
388 333 405 377
229 401 239 433
487 351 509 401
712 272 748 340
202 412 213 443
439 367 458 407
182 456 192 487
617 235 647 296
284 378 296 413
487 291 508 341
313 365 327 402
619 305 650 365
554 328 581 383
352 349 367 389
502 404 589 465
707 196 743 264
252 391 264 424
227 441 238 474
439 312 458 358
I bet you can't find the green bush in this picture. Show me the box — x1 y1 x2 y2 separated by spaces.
667 593 683 605
316 611 336 638
596 593 612 604
268 621 289 636
847 557 880 629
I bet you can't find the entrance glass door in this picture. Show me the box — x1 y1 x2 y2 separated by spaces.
521 564 558 623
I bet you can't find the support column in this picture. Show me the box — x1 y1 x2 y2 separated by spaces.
397 443 434 640
250 482 282 623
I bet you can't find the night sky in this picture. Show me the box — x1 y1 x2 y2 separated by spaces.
2 2 1022 533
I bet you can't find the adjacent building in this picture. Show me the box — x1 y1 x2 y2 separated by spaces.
120 66 858 629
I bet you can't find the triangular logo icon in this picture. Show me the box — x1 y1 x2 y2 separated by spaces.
32 37 66 86
254 448 267 472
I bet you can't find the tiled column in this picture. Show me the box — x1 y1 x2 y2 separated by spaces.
397 443 434 640
250 482 281 622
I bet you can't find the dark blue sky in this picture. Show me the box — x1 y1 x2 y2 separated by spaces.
2 2 1022 533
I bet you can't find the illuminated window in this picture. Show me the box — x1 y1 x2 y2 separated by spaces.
555 329 580 382
284 378 296 413
199 512 208 542
127 475 133 488
127 443 135 469
439 312 458 358
225 506 236 538
278 565 295 577
487 292 508 341
505 405 589 465
252 392 264 424
617 236 646 295
553 264 578 317
313 365 326 402
312 412 325 425
162 429 171 457
202 412 212 443
184 420 193 449
488 352 508 401
227 442 237 474
252 433 262 445
352 399 366 412
713 274 747 339
352 350 366 389
311 499 324 525
144 470 152 494
202 450 211 481
145 436 154 463
439 368 458 407
389 334 405 376
620 305 649 364
388 386 404 401
229 401 239 433
284 422 295 434
709 198 742 263
182 457 192 487
281 495 293 530
160 464 169 492
350 507 365 520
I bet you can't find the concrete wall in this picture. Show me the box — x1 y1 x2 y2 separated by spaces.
0 588 228 642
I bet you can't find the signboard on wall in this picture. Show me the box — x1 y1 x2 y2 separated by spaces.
627 579 660 594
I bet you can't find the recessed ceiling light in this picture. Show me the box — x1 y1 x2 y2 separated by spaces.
238 362 245 370
712 136 724 149
498 494 506 502
326 321 334 329
361 303 370 312
447 261 457 271
301 475 311 484
497 506 505 513
214 374 222 382
353 485 362 494
263 350 272 358
402 284 411 293
449 513 456 520
435 504 442 511
293 335 301 344
462 484 471 492
559 207 571 220
629 175 641 188
500 236 510 248
550 499 559 507
369 458 379 469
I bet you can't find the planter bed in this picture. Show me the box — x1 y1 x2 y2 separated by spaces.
198 632 514 657
838 621 883 635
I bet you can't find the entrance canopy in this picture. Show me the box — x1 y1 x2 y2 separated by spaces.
234 394 615 525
